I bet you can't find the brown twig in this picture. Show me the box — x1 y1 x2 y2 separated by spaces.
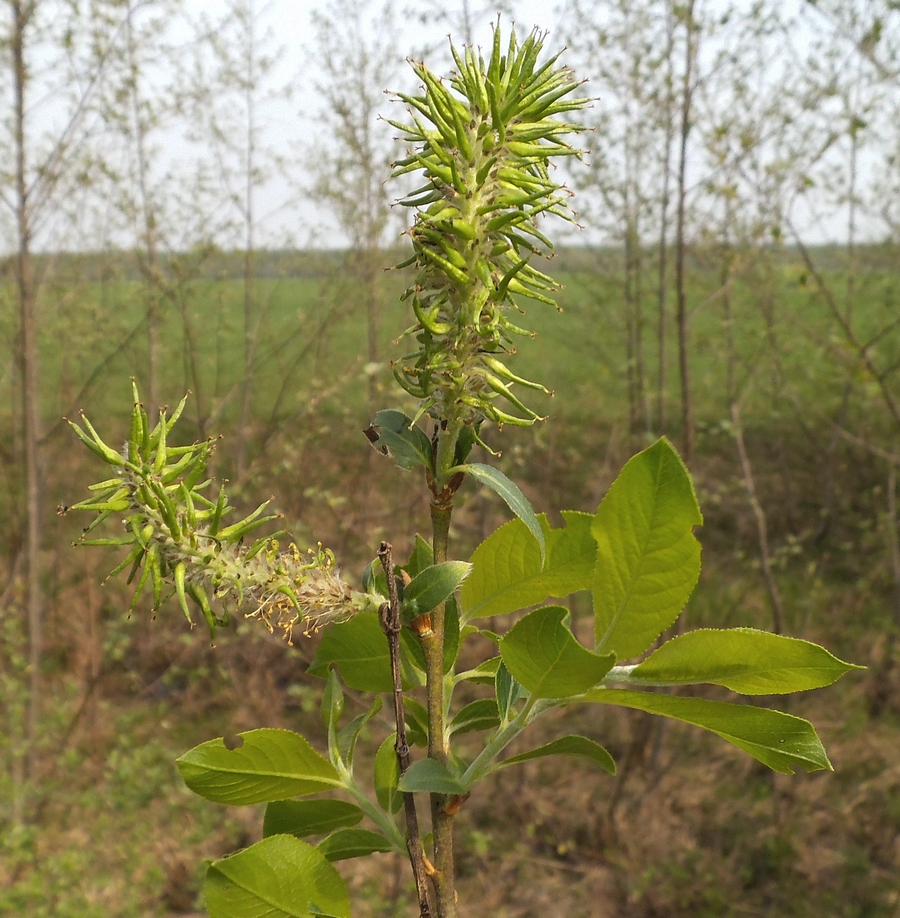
378 541 433 918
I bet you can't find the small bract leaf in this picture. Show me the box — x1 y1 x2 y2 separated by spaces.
374 734 403 814
204 834 350 918
449 699 501 736
370 409 433 472
401 561 471 619
499 606 614 699
629 628 864 694
177 729 341 806
406 534 434 577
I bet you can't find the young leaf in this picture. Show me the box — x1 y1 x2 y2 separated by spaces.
308 613 393 693
401 561 471 619
495 661 526 722
403 697 430 747
452 463 546 562
449 699 501 737
177 729 341 806
205 835 350 918
583 689 832 774
397 758 468 795
443 594 461 673
498 735 616 774
263 800 364 839
317 828 393 862
461 511 595 621
456 656 502 685
593 438 702 659
321 670 344 765
627 629 864 694
405 534 434 577
338 695 383 766
499 606 614 699
369 409 434 472
374 734 403 814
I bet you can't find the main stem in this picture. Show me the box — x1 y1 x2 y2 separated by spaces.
424 491 457 917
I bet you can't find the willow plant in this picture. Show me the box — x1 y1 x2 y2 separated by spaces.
68 26 860 918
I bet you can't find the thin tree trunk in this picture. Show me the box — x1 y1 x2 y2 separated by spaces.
12 0 42 785
674 0 696 462
624 224 638 434
126 0 161 414
237 0 258 479
721 231 784 636
731 402 784 634
657 0 676 435
888 456 900 628
365 250 379 411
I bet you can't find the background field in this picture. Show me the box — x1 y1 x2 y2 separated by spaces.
2 240 899 917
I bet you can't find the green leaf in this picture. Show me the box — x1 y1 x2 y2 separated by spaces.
403 697 430 747
593 438 702 659
584 689 832 774
443 594 461 673
397 758 467 795
205 834 350 918
461 512 595 621
337 696 383 766
628 629 864 694
449 699 501 736
317 828 393 862
178 730 341 806
374 734 403 814
308 614 392 693
320 671 344 765
454 421 478 465
499 606 614 699
401 561 472 619
370 409 433 472
263 800 364 839
400 627 428 679
453 463 546 562
456 656 501 685
405 534 434 577
499 735 616 774
495 661 526 722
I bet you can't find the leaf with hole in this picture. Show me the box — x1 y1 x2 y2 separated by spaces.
177 729 341 806
461 512 594 621
369 409 433 472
